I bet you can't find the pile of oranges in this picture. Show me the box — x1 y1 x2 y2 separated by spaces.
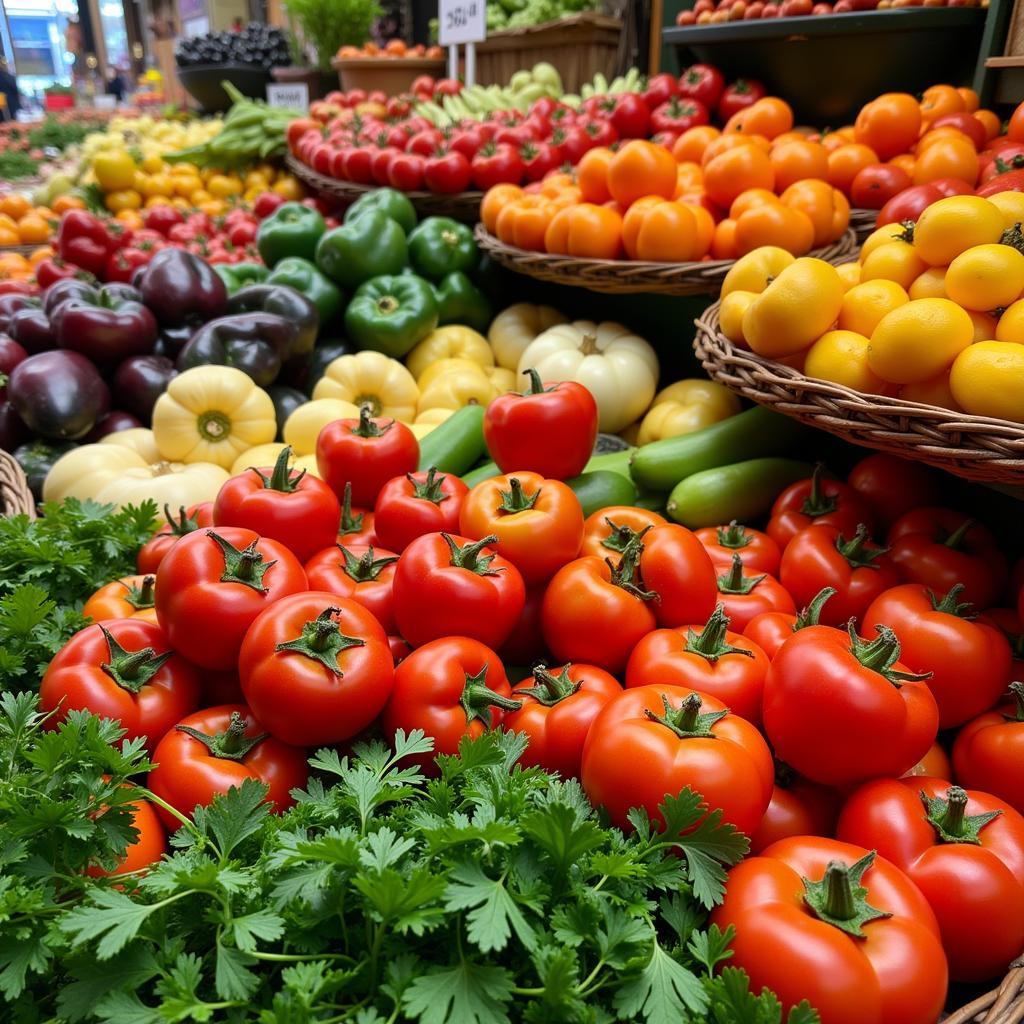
0 192 84 249
336 40 444 59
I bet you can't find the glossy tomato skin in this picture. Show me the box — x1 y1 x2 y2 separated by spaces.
213 458 341 564
580 505 667 565
483 373 598 481
542 555 657 674
86 796 166 878
887 507 1006 610
503 661 621 779
582 684 772 835
712 837 948 1024
864 583 1011 728
780 524 900 627
715 558 796 633
155 527 307 671
625 610 770 725
743 609 801 660
392 532 525 650
638 523 718 628
750 770 838 854
39 619 200 752
953 685 1024 814
238 591 394 747
764 625 939 785
767 468 875 550
877 182 944 226
904 741 953 781
83 574 159 623
147 704 309 829
304 543 399 635
695 521 781 576
373 468 468 553
837 777 1024 982
381 636 515 769
316 410 419 508
459 471 584 584
137 502 215 575
846 453 940 530
499 585 547 665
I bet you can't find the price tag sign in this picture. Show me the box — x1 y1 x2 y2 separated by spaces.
439 0 486 46
266 83 309 111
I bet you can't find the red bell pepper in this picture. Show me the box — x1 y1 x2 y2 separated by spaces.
35 256 90 290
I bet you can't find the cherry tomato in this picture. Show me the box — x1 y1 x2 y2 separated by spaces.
83 573 158 624
137 502 215 575
846 453 941 530
750 760 839 854
579 505 667 566
953 683 1024 815
373 467 468 553
694 520 781 576
743 586 836 659
767 464 875 549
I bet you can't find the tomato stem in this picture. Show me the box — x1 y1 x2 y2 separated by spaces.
799 463 838 518
350 404 392 438
600 517 640 555
443 532 503 576
644 691 728 739
522 367 553 395
98 624 173 693
164 503 201 537
339 482 367 536
716 553 764 595
339 545 398 582
835 524 886 569
793 587 836 631
515 663 582 706
1006 681 1024 722
609 531 657 601
921 785 1002 845
498 477 541 514
409 466 449 505
928 583 974 618
123 575 156 610
801 850 892 938
847 623 932 688
715 520 752 550
685 604 753 664
941 517 975 551
207 530 276 593
252 445 305 493
460 665 522 728
275 606 365 674
176 710 269 761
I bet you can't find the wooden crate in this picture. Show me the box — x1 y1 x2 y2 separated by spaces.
475 12 623 94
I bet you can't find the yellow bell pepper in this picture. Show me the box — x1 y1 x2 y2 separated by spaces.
151 366 277 469
283 398 360 455
313 351 419 422
417 365 498 415
417 358 489 392
637 380 741 446
406 325 494 381
99 427 161 462
414 407 455 426
230 442 288 476
484 365 517 394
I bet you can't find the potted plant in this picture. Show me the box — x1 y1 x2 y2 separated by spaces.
282 0 381 89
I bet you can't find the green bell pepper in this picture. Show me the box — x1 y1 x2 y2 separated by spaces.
345 187 417 236
256 202 326 268
315 210 408 291
344 274 438 358
434 271 492 333
265 256 343 326
213 262 269 294
407 216 478 280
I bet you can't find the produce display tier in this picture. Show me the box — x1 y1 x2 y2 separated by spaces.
331 56 447 97
474 225 857 296
664 9 986 124
285 154 484 224
694 301 1024 484
177 63 276 114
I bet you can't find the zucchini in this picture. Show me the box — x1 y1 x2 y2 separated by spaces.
461 447 637 490
461 459 500 489
666 458 814 528
565 470 637 517
630 407 810 492
417 405 487 475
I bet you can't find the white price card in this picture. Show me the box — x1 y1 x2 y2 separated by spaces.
439 0 487 46
266 83 309 111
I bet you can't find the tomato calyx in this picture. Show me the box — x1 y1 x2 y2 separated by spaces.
176 710 268 761
98 624 173 693
275 606 366 674
339 482 367 536
350 404 392 438
716 520 753 550
928 582 975 619
835 524 886 569
516 663 582 706
644 691 728 739
800 463 838 518
716 553 765 595
848 623 932 688
122 575 156 610
686 604 754 664
339 545 398 582
459 664 522 727
1000 222 1024 255
801 850 892 938
896 219 915 244
1004 681 1024 722
793 587 836 631
608 533 657 601
921 784 1002 845
207 531 277 593
601 517 641 555
250 445 305 493
444 532 503 576
520 367 556 395
409 466 450 505
498 477 540 514
163 503 202 537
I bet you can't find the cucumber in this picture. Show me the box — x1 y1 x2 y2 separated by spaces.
630 407 810 492
461 446 637 490
666 458 814 528
565 470 637 516
417 405 486 475
461 459 500 488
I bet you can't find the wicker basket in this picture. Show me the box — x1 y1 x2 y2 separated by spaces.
475 226 858 296
849 207 879 243
285 155 484 224
944 958 1023 1024
693 302 1024 484
0 449 35 519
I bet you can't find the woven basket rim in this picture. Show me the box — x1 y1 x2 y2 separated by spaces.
0 449 35 519
944 957 1023 1024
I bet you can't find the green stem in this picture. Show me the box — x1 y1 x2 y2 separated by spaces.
98 625 173 693
799 463 837 517
716 553 764 595
685 604 753 663
206 531 276 592
609 530 657 601
460 665 522 728
943 518 975 550
176 711 268 761
444 532 503 576
835 524 886 569
644 692 728 739
514 664 581 706
409 466 449 505
339 482 366 536
340 545 398 582
498 477 540 513
275 607 365 674
801 851 892 938
522 367 552 395
848 622 932 688
1006 681 1024 722
929 583 974 618
252 445 304 492
793 587 836 631
600 517 639 555
715 520 752 549
921 785 1002 844
351 404 391 438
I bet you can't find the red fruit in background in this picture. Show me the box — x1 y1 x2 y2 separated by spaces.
850 163 913 208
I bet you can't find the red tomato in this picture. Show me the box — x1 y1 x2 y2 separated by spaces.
337 482 377 546
148 705 308 828
624 605 770 725
581 684 773 835
373 467 467 553
579 505 667 566
743 586 837 659
763 623 940 784
137 502 215 574
903 740 953 781
846 453 941 530
304 543 398 634
887 507 1007 609
86 795 166 878
767 464 875 549
837 777 1024 982
39 619 200 752
83 574 158 624
717 79 767 121
643 72 679 110
154 527 307 671
694 520 781 576
849 163 913 209
212 448 341 564
470 142 526 191
931 112 987 149
953 683 1024 815
387 152 426 191
424 149 472 193
711 838 948 1024
392 532 525 650
603 92 651 139
864 583 1011 729
679 63 725 109
458 471 584 584
639 523 719 628
238 591 393 747
750 763 838 854
381 636 517 768
499 584 547 664
503 661 621 779
714 554 796 633
780 524 900 627
482 370 599 481
519 140 562 183
877 182 944 226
